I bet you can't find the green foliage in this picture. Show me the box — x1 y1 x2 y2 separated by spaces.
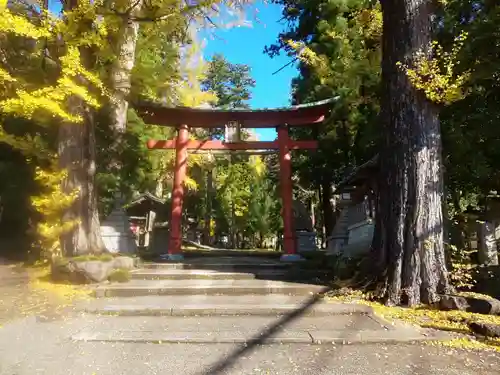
131 23 185 102
202 54 256 109
211 155 280 247
71 253 114 262
439 0 500 219
247 178 276 245
95 108 168 215
216 161 254 218
107 268 131 283
4 0 499 265
267 0 381 193
265 0 382 240
269 0 500 254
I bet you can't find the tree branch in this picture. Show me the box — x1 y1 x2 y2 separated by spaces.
201 11 219 28
272 57 298 75
126 0 143 14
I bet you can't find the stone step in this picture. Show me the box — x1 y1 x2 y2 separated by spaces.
130 269 262 280
180 249 284 259
70 314 435 345
81 295 371 317
130 268 329 281
129 269 300 281
142 262 291 271
94 279 328 298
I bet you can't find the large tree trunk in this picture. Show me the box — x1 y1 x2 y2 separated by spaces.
108 4 142 178
59 106 105 256
370 0 452 306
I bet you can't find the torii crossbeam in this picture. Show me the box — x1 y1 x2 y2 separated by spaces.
135 98 335 261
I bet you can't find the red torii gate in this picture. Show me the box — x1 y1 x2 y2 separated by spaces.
135 98 334 261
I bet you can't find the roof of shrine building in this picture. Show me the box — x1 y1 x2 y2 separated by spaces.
134 97 339 128
335 155 379 194
125 192 166 218
126 192 165 207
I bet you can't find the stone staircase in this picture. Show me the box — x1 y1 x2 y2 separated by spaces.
75 255 441 345
95 257 328 298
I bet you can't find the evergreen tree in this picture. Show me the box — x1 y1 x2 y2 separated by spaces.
202 54 256 109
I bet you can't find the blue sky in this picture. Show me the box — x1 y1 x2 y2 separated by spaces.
201 2 297 140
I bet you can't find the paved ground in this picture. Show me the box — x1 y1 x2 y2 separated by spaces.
0 312 499 375
79 294 374 316
69 314 408 344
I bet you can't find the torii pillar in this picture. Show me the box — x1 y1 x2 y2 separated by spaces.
164 124 189 261
278 125 303 262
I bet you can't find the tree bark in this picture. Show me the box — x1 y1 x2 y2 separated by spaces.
59 105 105 256
108 3 142 178
370 0 452 306
317 185 326 248
321 179 333 247
478 221 499 266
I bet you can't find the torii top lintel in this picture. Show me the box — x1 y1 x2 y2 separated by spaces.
134 97 337 128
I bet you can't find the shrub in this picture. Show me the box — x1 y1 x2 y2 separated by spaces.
71 253 114 262
108 268 131 283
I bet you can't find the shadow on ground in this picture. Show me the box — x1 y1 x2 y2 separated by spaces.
195 291 333 375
